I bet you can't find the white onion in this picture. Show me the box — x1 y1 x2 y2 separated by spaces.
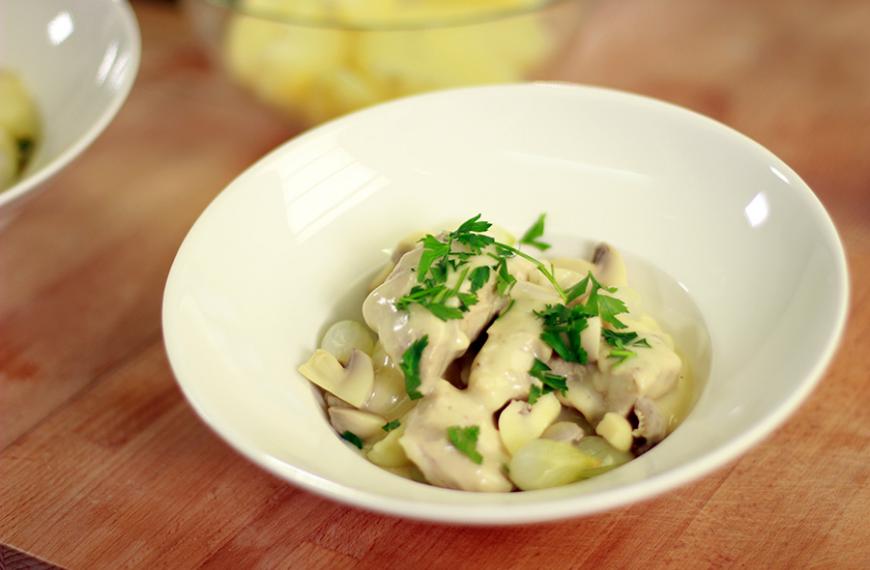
320 320 375 365
508 439 599 491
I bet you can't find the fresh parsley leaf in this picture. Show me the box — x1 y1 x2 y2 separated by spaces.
602 329 638 347
450 214 495 254
469 265 491 293
535 304 590 364
528 358 568 396
519 213 551 251
528 384 543 405
602 328 649 365
340 431 363 449
596 295 629 329
456 292 479 310
452 214 492 235
382 420 401 432
396 284 445 311
447 425 483 464
495 258 517 296
455 232 495 251
540 330 573 362
565 274 591 303
422 302 464 321
417 235 450 283
607 348 636 366
400 336 428 400
494 243 515 258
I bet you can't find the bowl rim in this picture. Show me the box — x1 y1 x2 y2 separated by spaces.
193 0 580 32
0 0 141 210
162 83 850 525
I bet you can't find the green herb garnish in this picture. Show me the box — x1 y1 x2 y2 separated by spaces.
446 425 483 464
602 329 650 365
468 265 491 293
398 214 568 320
534 304 591 364
528 384 543 405
400 336 429 400
519 213 551 251
527 358 568 404
381 419 401 432
340 431 363 449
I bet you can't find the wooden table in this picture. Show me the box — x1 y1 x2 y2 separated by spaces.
1 1 868 567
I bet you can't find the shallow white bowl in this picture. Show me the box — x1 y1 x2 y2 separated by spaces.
163 83 848 524
0 0 140 209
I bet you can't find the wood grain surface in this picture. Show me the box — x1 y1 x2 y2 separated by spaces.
1 0 869 568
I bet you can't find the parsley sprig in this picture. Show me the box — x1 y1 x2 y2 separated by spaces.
535 304 590 364
519 213 551 251
396 215 496 321
395 213 573 323
528 358 568 404
400 336 428 400
533 268 638 366
447 425 483 464
602 329 651 365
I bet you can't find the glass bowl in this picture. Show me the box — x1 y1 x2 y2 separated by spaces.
184 0 586 125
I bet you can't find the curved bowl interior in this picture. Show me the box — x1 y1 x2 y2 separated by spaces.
0 0 140 209
163 84 848 524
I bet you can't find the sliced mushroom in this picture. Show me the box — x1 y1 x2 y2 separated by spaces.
328 408 386 441
498 393 561 455
325 393 352 410
541 421 585 445
592 243 628 288
297 348 374 408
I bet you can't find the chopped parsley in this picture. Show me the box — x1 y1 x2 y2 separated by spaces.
528 358 568 404
395 214 643 368
396 214 567 320
468 265 491 293
400 336 428 400
494 256 517 296
519 213 551 251
340 431 363 449
381 419 401 432
602 329 650 365
446 425 483 464
534 268 634 363
535 304 591 364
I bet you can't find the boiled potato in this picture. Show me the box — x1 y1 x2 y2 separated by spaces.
0 130 18 189
224 0 551 121
0 70 39 144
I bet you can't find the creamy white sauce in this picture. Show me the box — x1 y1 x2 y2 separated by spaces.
312 236 694 493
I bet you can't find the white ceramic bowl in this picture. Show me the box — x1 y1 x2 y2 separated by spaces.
163 84 848 524
0 0 140 209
